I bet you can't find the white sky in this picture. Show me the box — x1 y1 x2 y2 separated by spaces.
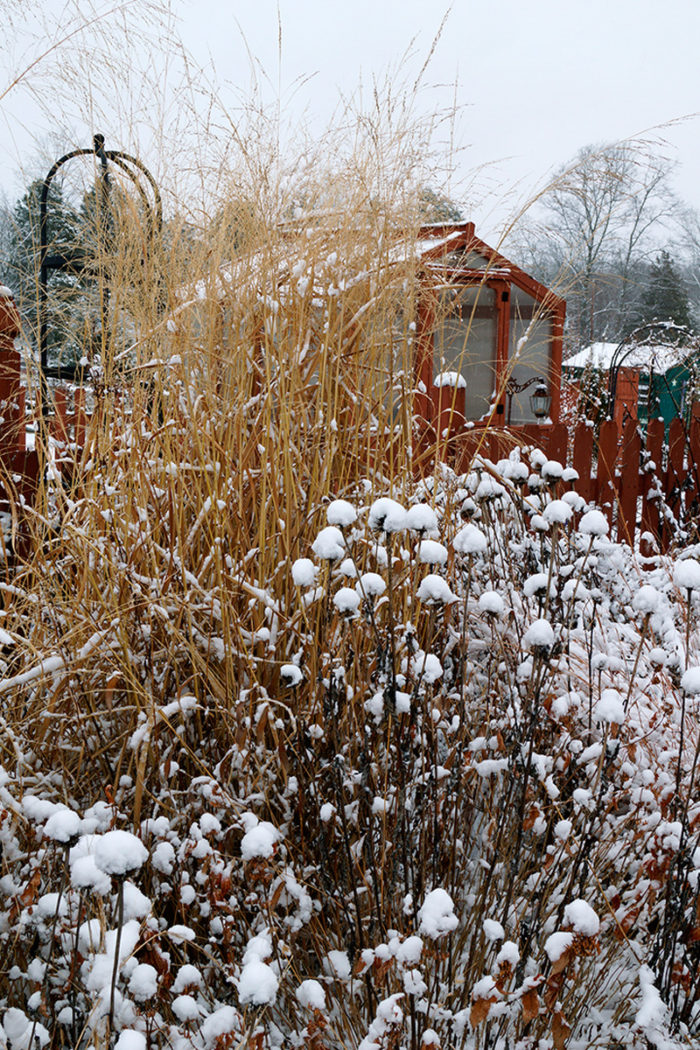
1 0 699 239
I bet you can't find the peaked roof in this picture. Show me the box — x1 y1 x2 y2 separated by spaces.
414 222 566 310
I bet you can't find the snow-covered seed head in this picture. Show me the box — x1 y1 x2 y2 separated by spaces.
478 591 505 618
418 539 448 566
326 499 357 528
542 499 573 526
680 666 700 695
368 497 407 534
312 526 345 561
673 558 700 593
292 558 318 587
632 585 660 616
405 503 438 534
296 979 326 1011
43 809 82 845
333 587 361 618
280 664 303 687
356 572 386 599
454 523 487 556
417 574 456 606
418 887 458 939
594 688 625 724
578 509 609 538
94 830 148 877
523 618 554 654
541 459 564 482
475 476 506 502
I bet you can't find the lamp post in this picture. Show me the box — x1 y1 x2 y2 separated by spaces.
505 375 551 424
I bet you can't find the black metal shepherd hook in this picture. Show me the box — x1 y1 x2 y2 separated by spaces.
38 133 162 402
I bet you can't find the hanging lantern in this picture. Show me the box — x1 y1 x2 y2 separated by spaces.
530 382 551 420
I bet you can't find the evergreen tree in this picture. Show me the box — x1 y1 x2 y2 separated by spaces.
638 249 694 336
418 187 464 224
6 178 85 368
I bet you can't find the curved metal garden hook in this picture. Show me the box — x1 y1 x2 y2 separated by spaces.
38 133 162 402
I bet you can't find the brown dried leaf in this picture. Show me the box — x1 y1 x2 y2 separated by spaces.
20 868 41 907
521 987 540 1023
470 996 495 1027
552 1010 571 1049
551 945 574 975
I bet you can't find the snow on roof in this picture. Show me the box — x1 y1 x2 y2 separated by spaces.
564 340 692 375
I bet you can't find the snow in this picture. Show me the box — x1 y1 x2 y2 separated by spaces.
544 931 574 962
128 963 159 1000
122 880 151 919
632 585 661 614
238 958 279 1005
478 591 504 617
418 888 458 939
114 1033 146 1050
312 526 345 561
334 587 361 616
296 979 326 1010
434 371 466 389
199 1007 239 1047
565 339 691 375
453 523 487 554
397 936 423 965
541 460 564 480
680 666 700 694
418 539 448 565
368 497 408 533
172 994 201 1022
43 809 81 843
94 830 148 876
564 899 600 935
595 688 625 724
325 950 351 979
636 964 667 1032
542 499 573 525
673 557 700 591
578 509 609 537
417 574 455 604
357 572 386 597
524 572 551 598
472 975 498 1000
240 816 280 860
409 651 443 683
496 941 520 967
292 558 318 587
173 965 203 992
406 504 438 533
280 664 303 686
167 924 196 943
523 618 554 650
483 918 504 942
326 499 357 527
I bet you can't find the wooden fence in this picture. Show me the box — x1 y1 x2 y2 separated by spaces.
417 403 700 553
1 284 699 554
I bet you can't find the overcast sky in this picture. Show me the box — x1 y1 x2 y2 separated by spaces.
1 0 699 238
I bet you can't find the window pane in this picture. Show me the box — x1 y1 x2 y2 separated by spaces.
508 287 552 423
433 285 497 421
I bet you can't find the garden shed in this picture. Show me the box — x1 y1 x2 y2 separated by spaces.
413 222 566 432
563 339 697 434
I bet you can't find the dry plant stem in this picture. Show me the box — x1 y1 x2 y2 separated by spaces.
27 844 70 1050
623 613 650 715
109 876 126 1038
